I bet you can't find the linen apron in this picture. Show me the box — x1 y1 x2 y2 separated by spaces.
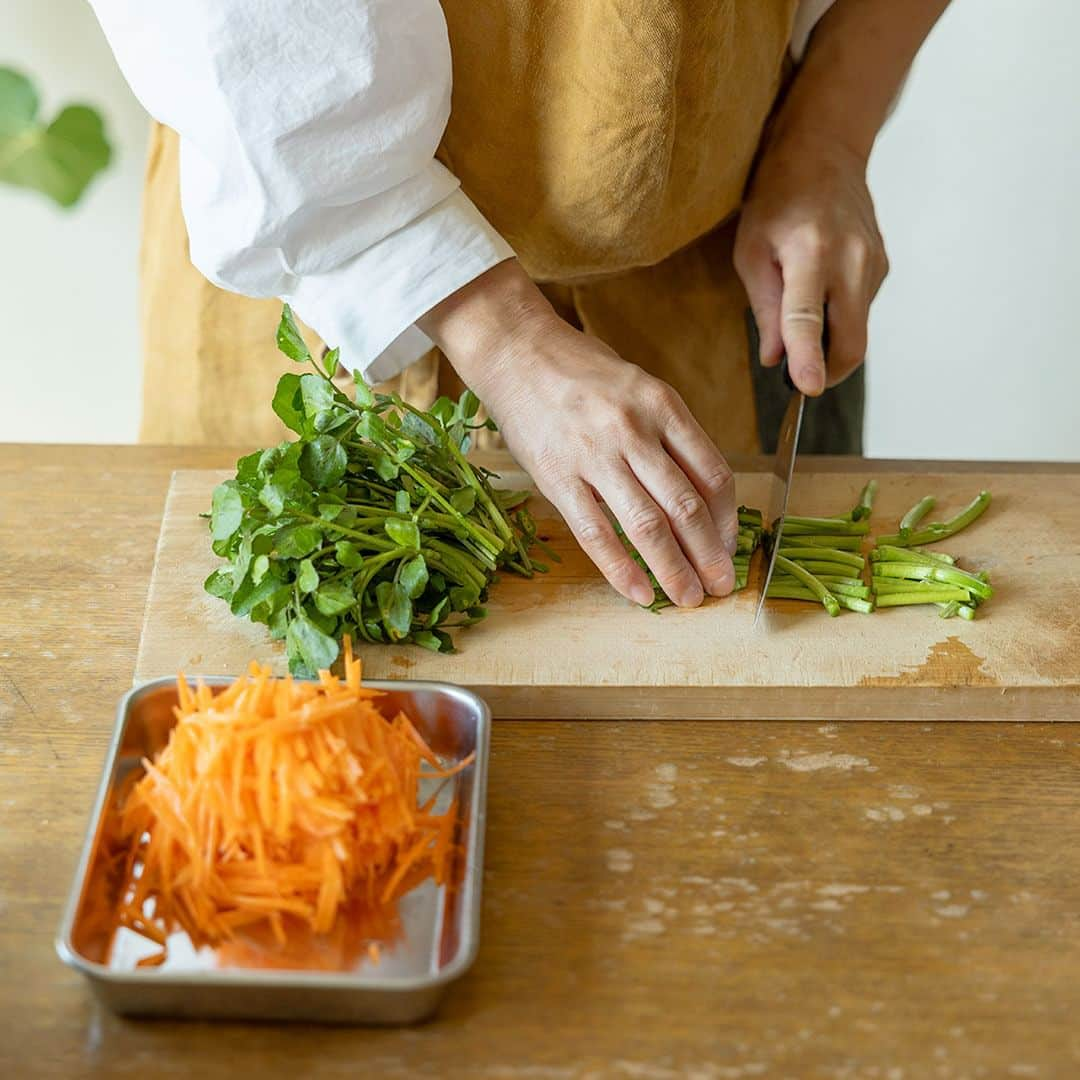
138 0 863 454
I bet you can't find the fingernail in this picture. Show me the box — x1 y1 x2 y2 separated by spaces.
707 567 734 597
631 583 655 607
678 582 705 608
806 367 826 396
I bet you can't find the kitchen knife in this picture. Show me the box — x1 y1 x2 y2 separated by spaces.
745 309 828 627
753 367 804 627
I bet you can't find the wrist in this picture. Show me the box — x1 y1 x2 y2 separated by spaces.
416 258 557 406
763 91 874 173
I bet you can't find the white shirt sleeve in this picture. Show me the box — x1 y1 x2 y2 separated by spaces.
89 0 514 381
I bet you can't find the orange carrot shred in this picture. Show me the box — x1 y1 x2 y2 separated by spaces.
108 640 465 968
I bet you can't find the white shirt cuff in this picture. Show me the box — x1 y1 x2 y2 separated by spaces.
283 188 515 384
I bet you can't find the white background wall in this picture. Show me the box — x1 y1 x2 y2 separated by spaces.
2 0 1078 459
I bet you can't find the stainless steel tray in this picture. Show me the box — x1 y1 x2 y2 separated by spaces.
56 676 490 1024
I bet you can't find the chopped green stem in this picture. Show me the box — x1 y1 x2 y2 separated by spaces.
899 496 936 535
875 589 971 607
872 580 972 599
776 546 865 569
781 559 865 579
870 545 956 566
781 519 871 537
777 534 864 551
877 490 991 547
775 576 869 599
774 555 840 616
871 561 993 600
849 480 878 521
766 583 873 613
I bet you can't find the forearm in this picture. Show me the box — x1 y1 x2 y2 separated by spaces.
773 0 950 163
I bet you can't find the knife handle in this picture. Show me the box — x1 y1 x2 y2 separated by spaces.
780 303 830 391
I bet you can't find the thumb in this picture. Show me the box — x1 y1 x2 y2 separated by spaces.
780 259 827 396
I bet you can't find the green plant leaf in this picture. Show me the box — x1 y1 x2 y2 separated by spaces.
314 579 355 616
352 370 375 407
412 630 443 652
334 540 365 569
299 372 335 418
384 517 420 551
230 573 280 617
429 397 455 426
372 449 399 481
286 613 338 675
399 554 429 599
300 434 347 487
395 490 410 514
210 481 243 542
357 411 391 444
271 373 305 434
251 554 270 585
0 70 111 208
276 304 311 364
275 522 322 559
297 558 319 594
458 389 480 420
322 346 340 379
401 410 438 445
450 487 476 514
376 580 413 641
449 584 480 611
204 568 235 601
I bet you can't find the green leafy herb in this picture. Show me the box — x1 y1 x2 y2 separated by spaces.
0 68 111 207
204 306 545 674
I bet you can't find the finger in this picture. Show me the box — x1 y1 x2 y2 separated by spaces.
823 287 869 388
598 467 705 608
553 479 655 608
823 237 883 387
659 414 739 553
629 448 736 598
779 252 828 396
735 237 785 368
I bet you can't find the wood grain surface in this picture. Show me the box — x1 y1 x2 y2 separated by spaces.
135 460 1080 720
2 445 1079 1079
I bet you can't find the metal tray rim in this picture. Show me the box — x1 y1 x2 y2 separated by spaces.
56 674 490 994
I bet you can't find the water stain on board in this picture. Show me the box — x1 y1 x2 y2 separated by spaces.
860 636 995 687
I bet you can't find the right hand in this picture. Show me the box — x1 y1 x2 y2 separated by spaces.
418 260 739 608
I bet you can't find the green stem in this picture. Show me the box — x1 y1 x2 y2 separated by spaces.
870 545 955 567
774 555 840 616
871 561 993 600
766 583 873 613
849 480 878 521
877 491 991 547
899 496 936 535
876 589 971 607
776 546 865 569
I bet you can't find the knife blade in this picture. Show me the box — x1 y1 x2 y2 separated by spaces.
744 308 828 627
753 383 804 627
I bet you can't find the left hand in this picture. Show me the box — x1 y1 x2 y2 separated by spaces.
734 133 889 396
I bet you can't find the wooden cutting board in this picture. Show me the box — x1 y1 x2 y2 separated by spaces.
134 459 1080 720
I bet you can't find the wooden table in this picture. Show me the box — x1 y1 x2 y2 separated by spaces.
2 445 1078 1078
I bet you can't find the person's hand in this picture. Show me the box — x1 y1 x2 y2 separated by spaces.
418 260 739 608
734 133 889 395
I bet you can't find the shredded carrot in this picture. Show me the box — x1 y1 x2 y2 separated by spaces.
110 641 467 968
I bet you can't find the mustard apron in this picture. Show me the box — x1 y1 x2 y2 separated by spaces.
138 0 863 454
